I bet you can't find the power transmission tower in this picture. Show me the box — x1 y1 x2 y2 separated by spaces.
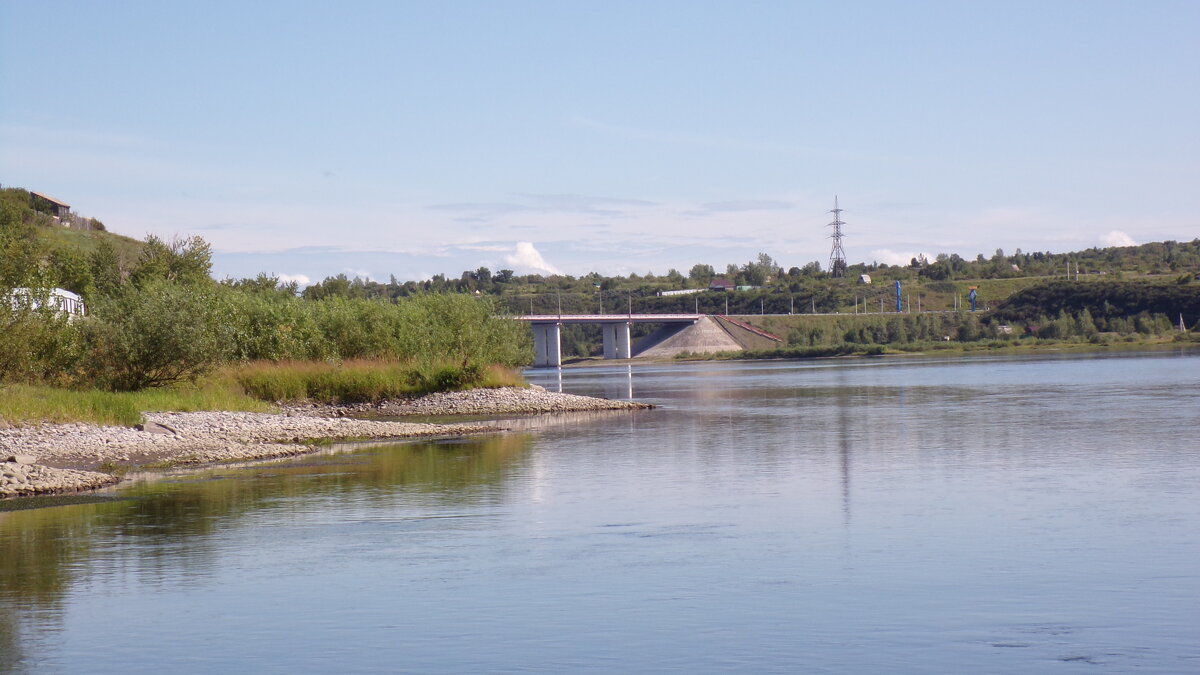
828 196 848 278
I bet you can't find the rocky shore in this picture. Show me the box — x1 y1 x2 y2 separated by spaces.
300 384 654 417
0 387 652 499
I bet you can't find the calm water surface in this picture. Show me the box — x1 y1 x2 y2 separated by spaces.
2 351 1199 673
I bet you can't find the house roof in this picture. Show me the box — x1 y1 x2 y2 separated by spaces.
709 277 734 288
30 191 70 208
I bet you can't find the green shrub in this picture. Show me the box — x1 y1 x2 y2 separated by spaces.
233 359 510 404
83 282 230 391
0 298 84 386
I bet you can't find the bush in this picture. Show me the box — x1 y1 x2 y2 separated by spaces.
83 282 230 391
232 359 515 404
221 288 332 361
0 291 85 386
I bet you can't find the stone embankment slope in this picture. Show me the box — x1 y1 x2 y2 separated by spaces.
0 387 651 499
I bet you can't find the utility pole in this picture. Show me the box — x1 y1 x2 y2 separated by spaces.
827 196 848 278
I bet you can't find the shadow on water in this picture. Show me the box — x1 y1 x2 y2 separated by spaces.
0 433 532 673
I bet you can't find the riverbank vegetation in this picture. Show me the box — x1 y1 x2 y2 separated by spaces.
2 186 531 426
0 360 527 427
4 182 1198 410
726 306 1194 361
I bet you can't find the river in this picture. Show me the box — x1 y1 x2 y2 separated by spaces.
2 351 1198 673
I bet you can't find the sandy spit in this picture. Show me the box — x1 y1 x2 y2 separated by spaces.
1 387 652 499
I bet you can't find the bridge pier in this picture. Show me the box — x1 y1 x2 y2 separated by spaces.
532 322 562 368
602 322 632 359
519 314 703 366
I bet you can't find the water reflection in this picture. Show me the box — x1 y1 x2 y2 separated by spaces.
0 434 531 673
3 352 1200 673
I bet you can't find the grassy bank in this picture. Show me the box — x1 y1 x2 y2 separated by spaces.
234 360 525 404
0 360 526 427
0 380 272 427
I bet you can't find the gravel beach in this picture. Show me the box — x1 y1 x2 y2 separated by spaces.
1 387 652 499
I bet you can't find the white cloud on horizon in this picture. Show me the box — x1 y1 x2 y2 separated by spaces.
1101 230 1137 247
870 249 935 267
275 273 311 286
504 242 560 275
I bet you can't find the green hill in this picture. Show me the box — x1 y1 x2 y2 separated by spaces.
1 186 144 297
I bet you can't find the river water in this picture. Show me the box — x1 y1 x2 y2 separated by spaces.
2 351 1198 673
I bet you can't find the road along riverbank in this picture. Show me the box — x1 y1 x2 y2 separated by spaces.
1 387 652 499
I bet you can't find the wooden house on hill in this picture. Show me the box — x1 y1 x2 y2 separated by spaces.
30 191 71 219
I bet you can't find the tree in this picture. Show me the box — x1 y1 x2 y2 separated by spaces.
741 253 778 286
0 189 45 288
89 240 124 298
688 264 715 286
130 235 213 287
83 282 230 390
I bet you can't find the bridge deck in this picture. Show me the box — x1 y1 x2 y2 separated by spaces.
516 314 703 324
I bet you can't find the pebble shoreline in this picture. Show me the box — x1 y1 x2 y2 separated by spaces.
0 387 652 499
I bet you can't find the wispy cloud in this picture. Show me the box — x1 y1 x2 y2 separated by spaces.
684 200 794 216
428 193 656 222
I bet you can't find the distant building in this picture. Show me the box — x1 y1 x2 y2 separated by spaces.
30 192 71 220
858 274 872 284
658 288 705 297
7 288 87 319
708 277 735 291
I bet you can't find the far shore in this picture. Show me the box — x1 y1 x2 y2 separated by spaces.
0 387 653 500
551 335 1199 367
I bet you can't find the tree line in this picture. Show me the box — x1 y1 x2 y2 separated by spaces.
1 188 528 391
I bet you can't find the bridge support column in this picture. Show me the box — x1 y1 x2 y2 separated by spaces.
602 322 632 359
532 323 561 368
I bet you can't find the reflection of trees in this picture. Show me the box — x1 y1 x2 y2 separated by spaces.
0 434 530 669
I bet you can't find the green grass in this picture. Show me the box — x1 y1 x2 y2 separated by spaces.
0 379 272 427
36 224 144 261
0 359 525 427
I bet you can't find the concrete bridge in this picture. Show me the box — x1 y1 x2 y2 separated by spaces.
516 314 703 367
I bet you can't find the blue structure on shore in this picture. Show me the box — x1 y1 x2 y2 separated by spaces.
894 280 902 313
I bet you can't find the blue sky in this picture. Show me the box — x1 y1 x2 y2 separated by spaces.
3 1 1198 285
